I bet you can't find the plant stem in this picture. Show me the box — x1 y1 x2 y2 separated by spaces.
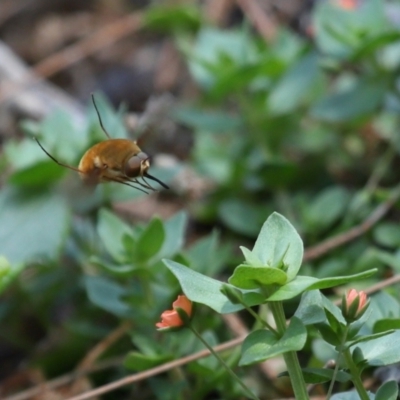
326 325 350 399
243 303 276 332
269 301 309 400
188 325 260 400
343 347 370 400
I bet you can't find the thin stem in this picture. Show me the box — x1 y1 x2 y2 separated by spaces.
243 303 276 333
269 301 309 400
188 325 260 400
343 348 370 400
326 326 350 399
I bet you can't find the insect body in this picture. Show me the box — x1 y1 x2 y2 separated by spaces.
35 96 168 193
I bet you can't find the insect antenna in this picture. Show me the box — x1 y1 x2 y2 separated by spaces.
35 138 84 173
91 94 111 139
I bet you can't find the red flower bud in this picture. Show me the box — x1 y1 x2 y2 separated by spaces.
342 289 368 322
156 295 193 330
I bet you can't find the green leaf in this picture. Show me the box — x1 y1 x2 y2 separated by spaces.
145 5 201 33
0 256 24 295
188 28 258 89
124 352 172 371
0 256 10 279
267 269 377 301
8 161 65 187
0 186 70 265
135 218 165 262
305 186 350 231
348 330 395 349
97 208 133 263
186 230 229 276
374 319 400 334
268 52 320 115
218 199 265 237
84 275 131 317
158 211 187 259
357 330 400 366
311 78 388 122
351 31 400 62
252 212 303 281
373 223 400 248
358 291 400 333
90 256 138 277
228 264 287 289
316 322 341 346
163 259 264 313
375 380 399 400
240 246 263 267
294 291 327 325
173 107 243 133
239 317 307 365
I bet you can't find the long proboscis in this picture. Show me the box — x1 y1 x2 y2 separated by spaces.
144 172 169 189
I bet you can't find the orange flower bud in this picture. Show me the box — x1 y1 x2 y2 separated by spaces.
156 295 193 330
336 0 358 10
342 289 369 322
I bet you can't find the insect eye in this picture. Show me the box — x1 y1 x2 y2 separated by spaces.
125 152 149 177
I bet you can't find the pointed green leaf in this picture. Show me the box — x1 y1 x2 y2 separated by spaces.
267 269 377 301
252 212 303 281
163 259 264 313
294 291 327 325
97 208 133 263
268 52 320 115
135 218 165 262
84 275 131 317
240 246 263 267
90 256 138 276
311 78 387 122
228 264 287 289
158 211 187 258
348 330 395 349
374 319 400 334
240 317 307 366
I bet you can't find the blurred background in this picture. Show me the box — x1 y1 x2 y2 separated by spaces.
2 0 400 399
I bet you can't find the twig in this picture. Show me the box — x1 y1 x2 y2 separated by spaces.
2 322 131 400
75 321 132 372
65 336 246 400
304 183 400 261
236 0 277 43
2 357 124 400
0 0 34 26
0 41 85 122
0 12 143 107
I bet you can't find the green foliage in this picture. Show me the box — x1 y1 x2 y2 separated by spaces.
239 318 307 366
3 1 400 399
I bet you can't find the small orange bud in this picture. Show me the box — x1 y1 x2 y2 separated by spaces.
156 295 193 330
342 289 368 322
336 0 358 10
